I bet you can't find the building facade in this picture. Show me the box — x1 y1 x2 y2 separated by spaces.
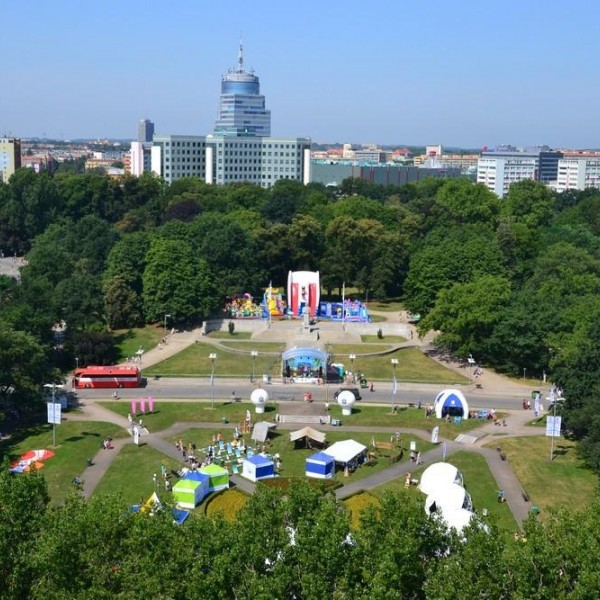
477 147 562 197
0 138 21 183
214 43 271 137
555 157 600 192
129 141 152 177
138 119 155 143
150 135 207 184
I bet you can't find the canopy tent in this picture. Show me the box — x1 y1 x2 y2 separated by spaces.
419 462 464 496
251 421 277 443
323 439 367 464
306 451 335 479
199 464 229 492
172 509 190 526
242 455 275 482
289 426 327 446
425 483 473 515
173 472 210 509
434 389 469 419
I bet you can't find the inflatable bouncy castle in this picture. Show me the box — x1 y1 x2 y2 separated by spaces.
287 271 320 317
261 286 286 318
318 298 370 322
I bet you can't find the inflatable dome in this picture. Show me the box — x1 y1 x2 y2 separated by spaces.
434 389 469 420
439 508 475 534
251 389 269 414
425 482 473 515
419 462 464 496
337 390 356 416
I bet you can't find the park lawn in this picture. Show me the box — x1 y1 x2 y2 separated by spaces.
327 344 395 356
484 436 598 515
328 404 488 438
370 301 404 312
332 347 470 383
98 401 271 432
0 421 124 505
144 342 282 378
113 326 163 362
165 427 434 486
93 443 182 505
361 335 407 343
207 331 252 339
218 341 285 353
372 450 518 532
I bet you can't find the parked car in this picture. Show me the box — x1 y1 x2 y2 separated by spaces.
333 387 362 402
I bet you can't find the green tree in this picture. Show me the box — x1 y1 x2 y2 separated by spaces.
103 276 144 329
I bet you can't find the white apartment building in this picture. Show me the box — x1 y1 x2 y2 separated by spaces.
477 154 537 197
555 157 600 192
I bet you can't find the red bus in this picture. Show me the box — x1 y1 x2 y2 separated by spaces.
72 366 141 389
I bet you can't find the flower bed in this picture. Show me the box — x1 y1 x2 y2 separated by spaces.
343 491 380 530
204 488 250 522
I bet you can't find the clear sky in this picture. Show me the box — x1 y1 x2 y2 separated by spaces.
2 0 600 148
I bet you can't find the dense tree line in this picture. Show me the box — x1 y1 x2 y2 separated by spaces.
2 472 600 599
3 170 600 468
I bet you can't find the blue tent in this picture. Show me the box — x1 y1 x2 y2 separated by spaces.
242 454 275 482
306 451 335 479
172 509 190 526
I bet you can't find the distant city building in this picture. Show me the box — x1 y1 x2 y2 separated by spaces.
214 42 271 137
310 161 461 187
0 138 21 183
129 141 152 176
555 156 600 192
21 151 57 174
425 144 443 157
138 119 155 143
150 43 310 188
477 146 562 197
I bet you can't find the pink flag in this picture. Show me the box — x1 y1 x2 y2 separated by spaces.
148 397 154 412
131 399 137 415
140 397 146 413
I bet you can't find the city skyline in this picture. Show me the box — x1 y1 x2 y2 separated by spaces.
3 0 600 148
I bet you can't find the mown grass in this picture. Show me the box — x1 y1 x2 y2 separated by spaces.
484 436 598 515
0 421 125 505
113 326 163 362
360 335 407 343
207 331 252 339
93 443 182 505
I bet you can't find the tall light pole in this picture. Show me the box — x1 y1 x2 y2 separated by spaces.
209 353 217 409
349 354 356 383
163 313 171 343
391 358 399 413
251 350 258 383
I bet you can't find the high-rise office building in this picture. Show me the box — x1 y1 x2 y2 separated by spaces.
138 119 155 143
214 43 271 137
0 138 21 183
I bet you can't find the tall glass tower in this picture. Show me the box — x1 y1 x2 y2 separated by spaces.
214 43 271 137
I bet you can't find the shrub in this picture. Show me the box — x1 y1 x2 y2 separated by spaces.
228 321 235 335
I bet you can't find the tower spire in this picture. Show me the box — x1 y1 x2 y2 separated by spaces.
237 38 244 72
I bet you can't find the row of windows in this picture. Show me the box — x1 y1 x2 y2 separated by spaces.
162 141 204 148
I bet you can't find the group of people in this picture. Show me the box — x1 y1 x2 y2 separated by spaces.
100 437 113 450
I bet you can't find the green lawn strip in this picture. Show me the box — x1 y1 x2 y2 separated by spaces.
0 421 125 505
207 331 252 339
98 401 265 432
331 347 469 383
370 301 404 312
361 335 407 343
93 443 182 505
369 314 387 323
144 342 282 377
218 341 285 353
372 450 518 532
113 326 163 362
483 436 598 514
328 344 395 355
98 401 484 437
164 427 434 485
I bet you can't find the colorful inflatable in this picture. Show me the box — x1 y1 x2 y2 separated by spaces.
224 293 262 319
287 271 320 317
318 299 370 322
261 286 286 317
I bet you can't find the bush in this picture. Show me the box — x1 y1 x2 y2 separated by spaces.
228 321 235 335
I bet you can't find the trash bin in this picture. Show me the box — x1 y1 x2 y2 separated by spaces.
262 374 270 384
530 505 540 515
221 416 228 424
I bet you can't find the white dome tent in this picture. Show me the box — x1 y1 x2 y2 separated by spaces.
439 508 475 534
336 390 357 416
251 389 269 414
434 389 469 420
419 462 464 496
425 482 473 515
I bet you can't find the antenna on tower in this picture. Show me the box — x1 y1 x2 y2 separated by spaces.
238 37 244 72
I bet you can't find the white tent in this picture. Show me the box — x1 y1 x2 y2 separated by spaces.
439 508 475 534
425 483 473 515
289 426 327 445
323 439 366 464
419 462 464 496
434 389 469 419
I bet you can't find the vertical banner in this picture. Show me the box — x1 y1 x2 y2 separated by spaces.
140 397 146 413
442 442 447 461
431 426 439 444
131 399 137 416
148 397 154 413
133 426 140 445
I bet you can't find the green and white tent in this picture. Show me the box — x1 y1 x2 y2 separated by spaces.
200 464 229 492
172 473 209 509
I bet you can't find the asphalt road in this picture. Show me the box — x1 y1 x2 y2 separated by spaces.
74 377 528 410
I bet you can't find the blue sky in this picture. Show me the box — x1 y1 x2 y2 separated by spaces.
2 0 600 148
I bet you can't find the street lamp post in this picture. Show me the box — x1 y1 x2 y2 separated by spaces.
349 354 356 383
251 350 258 383
391 358 399 413
163 313 171 343
209 353 217 409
